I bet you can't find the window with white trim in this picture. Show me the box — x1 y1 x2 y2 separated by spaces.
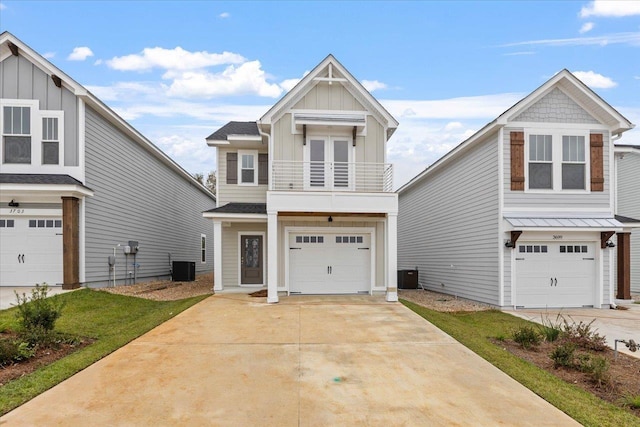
42 117 60 165
201 234 207 263
526 130 589 192
238 150 257 185
3 106 31 164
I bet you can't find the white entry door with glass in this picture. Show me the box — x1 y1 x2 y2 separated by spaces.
305 136 353 190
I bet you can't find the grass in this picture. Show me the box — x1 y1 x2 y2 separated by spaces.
400 300 640 427
0 289 208 416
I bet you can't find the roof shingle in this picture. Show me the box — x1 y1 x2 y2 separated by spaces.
206 121 259 141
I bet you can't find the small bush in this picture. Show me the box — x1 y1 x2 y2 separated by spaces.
561 317 607 351
495 333 506 342
619 394 640 409
576 355 610 387
0 339 34 366
15 283 64 343
513 325 541 349
539 313 562 343
550 343 576 368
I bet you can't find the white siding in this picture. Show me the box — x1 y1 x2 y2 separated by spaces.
617 150 640 292
84 107 215 286
221 222 267 288
292 83 365 111
398 133 501 305
217 147 268 205
503 128 611 209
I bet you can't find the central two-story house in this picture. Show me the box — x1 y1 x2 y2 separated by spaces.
398 70 635 309
204 55 399 303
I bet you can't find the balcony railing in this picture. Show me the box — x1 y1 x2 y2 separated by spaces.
272 161 393 192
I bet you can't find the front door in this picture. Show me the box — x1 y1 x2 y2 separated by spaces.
240 235 263 285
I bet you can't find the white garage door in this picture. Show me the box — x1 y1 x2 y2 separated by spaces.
516 242 596 308
0 217 63 287
289 232 371 294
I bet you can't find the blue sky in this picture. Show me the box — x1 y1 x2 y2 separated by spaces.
2 1 639 188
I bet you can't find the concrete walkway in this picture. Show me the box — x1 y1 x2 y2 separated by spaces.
1 295 578 426
508 303 640 359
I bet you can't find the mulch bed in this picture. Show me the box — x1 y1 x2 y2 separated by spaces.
495 338 640 417
0 331 92 386
249 289 267 297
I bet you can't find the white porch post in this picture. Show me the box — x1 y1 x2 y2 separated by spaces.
386 213 398 302
267 211 279 303
213 220 222 292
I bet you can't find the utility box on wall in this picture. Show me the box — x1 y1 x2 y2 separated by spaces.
172 261 196 282
397 269 419 289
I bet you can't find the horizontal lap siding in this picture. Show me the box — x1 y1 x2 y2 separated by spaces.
222 223 267 287
503 128 611 209
398 134 500 305
84 107 215 286
217 147 267 205
617 151 640 292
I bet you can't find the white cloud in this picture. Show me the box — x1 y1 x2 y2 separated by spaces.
106 47 245 71
580 1 640 18
443 121 463 131
573 71 618 88
165 61 283 98
362 80 388 92
94 59 103 65
0 3 6 10
579 22 595 34
219 12 230 18
67 46 94 61
280 78 302 92
43 52 56 59
501 32 640 47
503 51 536 56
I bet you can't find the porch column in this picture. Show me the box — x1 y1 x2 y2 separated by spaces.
386 213 398 302
213 220 222 291
267 212 279 303
616 232 631 300
62 196 80 290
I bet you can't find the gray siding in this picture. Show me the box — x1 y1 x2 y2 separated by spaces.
398 133 501 305
217 147 268 205
84 107 215 286
221 222 267 287
503 128 611 209
514 88 599 124
0 54 79 166
617 151 640 292
292 83 365 111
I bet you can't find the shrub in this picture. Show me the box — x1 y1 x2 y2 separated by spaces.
561 317 607 351
14 283 64 345
513 325 541 349
619 394 640 409
0 338 34 366
550 343 576 368
538 313 562 342
577 354 610 387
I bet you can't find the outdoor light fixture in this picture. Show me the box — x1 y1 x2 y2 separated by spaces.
606 241 616 248
505 241 515 248
328 216 333 222
8 200 19 207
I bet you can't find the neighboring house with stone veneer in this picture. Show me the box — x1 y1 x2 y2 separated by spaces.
398 70 635 309
204 55 399 303
614 145 640 295
0 32 215 289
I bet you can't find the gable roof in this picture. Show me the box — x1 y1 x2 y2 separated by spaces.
258 54 398 139
206 121 260 142
398 69 635 194
0 31 215 201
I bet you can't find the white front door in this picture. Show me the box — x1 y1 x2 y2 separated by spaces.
0 217 63 286
305 137 353 190
515 241 596 308
289 232 371 294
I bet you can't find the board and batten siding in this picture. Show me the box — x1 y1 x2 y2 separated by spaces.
217 147 267 206
292 83 365 111
398 133 501 305
0 54 79 166
271 113 385 164
616 150 640 292
503 128 611 209
83 106 215 286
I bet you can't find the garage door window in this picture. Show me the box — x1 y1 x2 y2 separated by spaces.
336 235 364 244
295 235 324 244
0 219 15 227
518 245 547 253
28 219 62 228
560 245 588 253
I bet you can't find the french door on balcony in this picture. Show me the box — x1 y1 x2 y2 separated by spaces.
305 136 353 190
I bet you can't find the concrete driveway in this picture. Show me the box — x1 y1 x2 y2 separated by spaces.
0 286 71 311
1 295 578 426
508 303 640 359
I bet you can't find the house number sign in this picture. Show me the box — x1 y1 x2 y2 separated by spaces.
553 235 563 240
8 209 25 214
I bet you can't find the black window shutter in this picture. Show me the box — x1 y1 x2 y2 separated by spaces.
258 153 268 185
226 152 238 184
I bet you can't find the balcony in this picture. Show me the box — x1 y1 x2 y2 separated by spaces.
272 160 393 192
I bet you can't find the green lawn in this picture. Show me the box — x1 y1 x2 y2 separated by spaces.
401 300 640 427
0 289 208 416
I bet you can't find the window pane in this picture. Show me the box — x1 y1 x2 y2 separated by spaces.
3 136 31 163
544 137 552 161
336 236 341 243
318 236 323 243
22 108 30 134
529 136 536 159
577 137 585 161
42 141 59 164
3 107 11 133
29 220 36 228
303 236 309 243
562 164 585 190
529 163 552 189
55 220 62 227
241 169 254 183
582 245 587 253
0 220 4 227
296 236 302 243
562 136 571 161
37 220 45 227
42 117 58 141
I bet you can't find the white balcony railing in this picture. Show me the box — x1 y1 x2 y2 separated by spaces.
272 161 393 192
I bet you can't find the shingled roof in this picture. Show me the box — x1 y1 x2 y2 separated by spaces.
204 202 267 214
0 174 88 187
206 121 260 141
